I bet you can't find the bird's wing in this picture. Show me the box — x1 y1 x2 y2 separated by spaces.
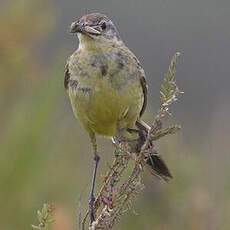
139 74 147 117
64 62 70 90
125 48 148 118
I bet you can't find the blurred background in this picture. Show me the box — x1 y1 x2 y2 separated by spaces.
1 0 230 229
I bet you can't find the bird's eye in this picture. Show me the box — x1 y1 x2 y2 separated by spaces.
101 22 107 30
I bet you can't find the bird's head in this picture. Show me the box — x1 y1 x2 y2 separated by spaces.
70 13 121 45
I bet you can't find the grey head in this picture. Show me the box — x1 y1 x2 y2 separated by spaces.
70 13 121 42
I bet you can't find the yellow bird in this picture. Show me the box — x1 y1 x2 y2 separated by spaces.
64 13 171 222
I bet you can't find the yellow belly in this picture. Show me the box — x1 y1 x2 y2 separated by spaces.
69 78 143 137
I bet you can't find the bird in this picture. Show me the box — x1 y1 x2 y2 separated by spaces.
64 13 172 223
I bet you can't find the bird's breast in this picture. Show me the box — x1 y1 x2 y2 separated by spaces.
68 46 144 136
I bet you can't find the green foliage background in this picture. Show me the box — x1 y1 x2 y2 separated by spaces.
1 0 230 229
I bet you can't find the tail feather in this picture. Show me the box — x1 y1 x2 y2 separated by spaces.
136 119 172 181
145 153 172 181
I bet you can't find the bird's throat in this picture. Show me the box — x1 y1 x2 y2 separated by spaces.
77 33 99 51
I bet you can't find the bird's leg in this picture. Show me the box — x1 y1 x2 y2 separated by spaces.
89 133 100 224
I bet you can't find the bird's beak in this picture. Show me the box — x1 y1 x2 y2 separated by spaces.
70 22 101 36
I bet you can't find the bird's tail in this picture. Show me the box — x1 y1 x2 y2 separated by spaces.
145 152 172 181
136 120 173 181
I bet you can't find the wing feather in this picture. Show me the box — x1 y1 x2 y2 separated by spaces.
139 75 147 117
64 63 70 90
